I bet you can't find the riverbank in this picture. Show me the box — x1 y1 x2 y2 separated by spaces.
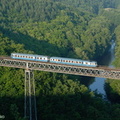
89 41 115 96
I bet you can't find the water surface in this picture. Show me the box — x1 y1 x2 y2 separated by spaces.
89 42 115 95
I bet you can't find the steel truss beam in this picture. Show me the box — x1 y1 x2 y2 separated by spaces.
0 58 120 79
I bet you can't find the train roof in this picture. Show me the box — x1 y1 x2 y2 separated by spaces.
11 53 49 57
50 57 97 63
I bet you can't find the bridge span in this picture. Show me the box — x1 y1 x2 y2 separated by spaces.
0 57 120 79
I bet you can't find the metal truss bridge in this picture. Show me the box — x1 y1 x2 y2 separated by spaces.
0 57 120 120
0 57 120 79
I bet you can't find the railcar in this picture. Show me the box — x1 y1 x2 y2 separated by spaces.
50 57 97 67
11 53 49 62
11 53 97 67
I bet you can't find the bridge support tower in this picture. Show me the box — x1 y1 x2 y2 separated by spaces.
24 70 37 120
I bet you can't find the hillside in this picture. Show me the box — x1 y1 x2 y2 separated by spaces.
0 0 120 120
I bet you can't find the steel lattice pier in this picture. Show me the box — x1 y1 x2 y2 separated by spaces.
0 58 120 79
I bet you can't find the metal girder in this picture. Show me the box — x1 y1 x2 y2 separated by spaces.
0 58 120 79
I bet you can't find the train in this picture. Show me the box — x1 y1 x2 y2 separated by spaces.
11 53 97 67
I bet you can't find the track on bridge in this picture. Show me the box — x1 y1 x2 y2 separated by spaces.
0 57 120 79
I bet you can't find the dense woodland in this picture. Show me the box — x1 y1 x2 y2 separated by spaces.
0 0 120 120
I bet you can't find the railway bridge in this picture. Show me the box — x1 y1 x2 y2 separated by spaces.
1 57 120 79
0 57 120 120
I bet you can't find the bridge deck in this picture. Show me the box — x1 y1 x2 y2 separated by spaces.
0 57 120 79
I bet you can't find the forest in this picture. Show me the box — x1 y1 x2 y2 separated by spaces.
0 0 120 120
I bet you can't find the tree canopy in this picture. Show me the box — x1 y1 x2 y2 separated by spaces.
0 0 120 119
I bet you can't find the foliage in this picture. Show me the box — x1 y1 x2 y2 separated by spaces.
0 0 120 119
105 79 120 103
105 25 120 104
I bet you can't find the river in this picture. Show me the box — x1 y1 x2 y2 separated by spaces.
89 41 115 96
